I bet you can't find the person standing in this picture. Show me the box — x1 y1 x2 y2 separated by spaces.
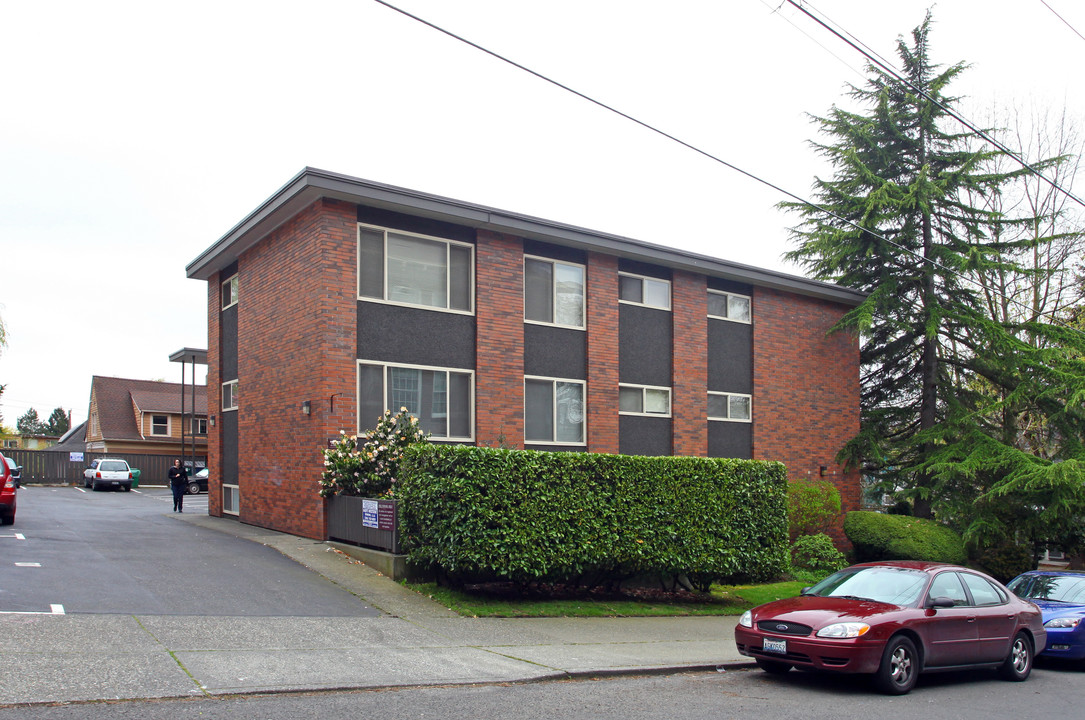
168 459 188 513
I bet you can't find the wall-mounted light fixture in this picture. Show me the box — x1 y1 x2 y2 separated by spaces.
302 401 311 416
210 416 216 427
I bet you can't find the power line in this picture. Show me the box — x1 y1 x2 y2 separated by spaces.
1040 0 1085 43
787 0 1085 212
369 0 1078 327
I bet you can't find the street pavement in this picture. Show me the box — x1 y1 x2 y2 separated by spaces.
0 508 748 706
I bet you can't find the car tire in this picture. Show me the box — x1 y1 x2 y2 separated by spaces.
755 658 792 675
999 632 1033 681
91 480 99 491
874 635 918 695
123 484 132 492
0 513 13 526
84 478 91 489
186 481 200 495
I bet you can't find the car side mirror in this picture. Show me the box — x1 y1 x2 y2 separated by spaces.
800 586 814 596
927 596 956 609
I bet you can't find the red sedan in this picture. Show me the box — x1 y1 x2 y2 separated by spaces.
734 560 1046 694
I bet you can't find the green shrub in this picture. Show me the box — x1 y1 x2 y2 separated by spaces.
787 478 841 539
319 408 429 498
791 533 847 575
972 542 1035 583
844 511 966 564
398 445 790 588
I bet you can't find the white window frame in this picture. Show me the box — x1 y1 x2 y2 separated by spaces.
707 289 752 324
357 360 475 442
222 380 238 412
708 391 752 423
618 272 671 310
192 417 208 435
357 223 475 315
222 483 240 516
523 255 586 330
524 375 587 446
221 274 238 310
618 384 672 417
149 414 171 436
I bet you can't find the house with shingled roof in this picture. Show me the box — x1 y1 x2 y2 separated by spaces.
85 376 209 457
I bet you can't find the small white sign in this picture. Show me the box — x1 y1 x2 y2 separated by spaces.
70 452 84 463
362 499 379 529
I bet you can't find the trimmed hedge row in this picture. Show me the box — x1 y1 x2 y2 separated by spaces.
398 445 789 587
844 511 967 565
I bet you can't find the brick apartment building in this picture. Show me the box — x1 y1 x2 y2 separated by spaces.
187 168 863 541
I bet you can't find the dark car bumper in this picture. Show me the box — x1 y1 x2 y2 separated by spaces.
1040 628 1085 660
735 626 885 673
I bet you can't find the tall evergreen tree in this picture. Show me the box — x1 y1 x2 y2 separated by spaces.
16 408 45 435
783 13 1085 551
45 407 70 437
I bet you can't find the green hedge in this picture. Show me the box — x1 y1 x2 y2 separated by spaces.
844 511 967 564
398 445 789 587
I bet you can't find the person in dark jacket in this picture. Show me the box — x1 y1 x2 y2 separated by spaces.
168 459 188 513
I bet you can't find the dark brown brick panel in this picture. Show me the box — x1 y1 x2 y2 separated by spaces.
672 270 708 456
586 252 619 454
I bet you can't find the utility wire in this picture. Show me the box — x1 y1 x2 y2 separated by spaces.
787 0 1085 212
370 0 1078 327
1040 0 1085 43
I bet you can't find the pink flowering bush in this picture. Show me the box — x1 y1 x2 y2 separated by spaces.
320 408 429 498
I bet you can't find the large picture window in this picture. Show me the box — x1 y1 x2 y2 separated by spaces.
708 392 751 422
358 225 473 313
707 290 751 323
524 256 585 328
358 362 473 440
618 384 671 416
619 272 670 310
525 377 585 445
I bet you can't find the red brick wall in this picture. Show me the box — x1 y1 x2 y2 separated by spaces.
672 270 708 456
233 198 357 539
751 286 861 529
207 271 222 517
475 230 524 448
586 253 619 454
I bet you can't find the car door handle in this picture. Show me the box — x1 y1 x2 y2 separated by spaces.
967 616 977 623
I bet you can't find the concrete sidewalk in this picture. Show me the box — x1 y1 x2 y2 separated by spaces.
0 513 749 706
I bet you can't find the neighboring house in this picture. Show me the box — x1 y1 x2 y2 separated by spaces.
85 376 208 458
2 433 59 450
48 422 88 454
187 168 865 541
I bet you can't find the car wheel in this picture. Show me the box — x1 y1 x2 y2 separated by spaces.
123 484 132 492
186 481 200 495
0 513 13 526
755 658 792 675
91 480 99 491
875 635 918 695
999 632 1033 681
84 478 91 489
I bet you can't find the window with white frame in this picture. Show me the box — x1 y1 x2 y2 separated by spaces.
150 414 170 436
358 224 474 313
525 377 585 444
708 392 751 422
707 289 751 323
222 380 238 411
618 272 670 310
192 417 208 435
358 362 473 440
221 274 238 310
524 256 585 328
618 384 671 416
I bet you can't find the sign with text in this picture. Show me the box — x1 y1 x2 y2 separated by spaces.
362 499 379 529
377 501 396 531
70 452 84 463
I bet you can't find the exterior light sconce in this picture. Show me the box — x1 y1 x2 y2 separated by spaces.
210 416 216 427
302 401 311 416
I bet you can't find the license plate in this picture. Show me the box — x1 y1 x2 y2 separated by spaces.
763 638 787 654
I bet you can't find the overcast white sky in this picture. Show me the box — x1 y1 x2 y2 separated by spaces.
1 0 1082 429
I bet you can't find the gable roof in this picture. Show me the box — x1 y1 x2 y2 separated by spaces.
187 167 865 306
90 376 208 441
47 421 87 453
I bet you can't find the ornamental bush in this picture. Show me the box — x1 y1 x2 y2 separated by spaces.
397 445 790 588
844 511 966 564
787 478 841 540
791 533 848 575
319 408 429 498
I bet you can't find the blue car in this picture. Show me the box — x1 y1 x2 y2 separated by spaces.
1007 571 1085 661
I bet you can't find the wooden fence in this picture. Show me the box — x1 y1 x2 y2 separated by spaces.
3 449 205 485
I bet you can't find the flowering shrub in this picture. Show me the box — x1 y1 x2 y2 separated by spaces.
320 408 429 498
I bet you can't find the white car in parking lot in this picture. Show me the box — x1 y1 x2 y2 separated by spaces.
83 458 134 491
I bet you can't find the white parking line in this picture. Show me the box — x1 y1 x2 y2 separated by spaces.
0 533 26 540
0 604 65 616
14 562 41 567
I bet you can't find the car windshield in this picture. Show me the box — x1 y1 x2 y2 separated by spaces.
805 566 929 606
1008 575 1085 603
